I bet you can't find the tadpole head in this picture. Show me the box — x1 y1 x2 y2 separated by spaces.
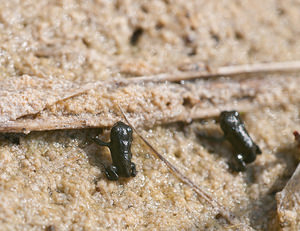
110 121 133 143
220 110 240 132
220 111 240 122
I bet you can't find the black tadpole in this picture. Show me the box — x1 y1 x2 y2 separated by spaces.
92 121 137 181
220 111 261 171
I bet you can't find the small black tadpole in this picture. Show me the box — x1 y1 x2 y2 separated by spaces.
93 121 137 181
220 111 261 171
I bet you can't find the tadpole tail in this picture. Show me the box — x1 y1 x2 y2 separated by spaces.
118 105 248 227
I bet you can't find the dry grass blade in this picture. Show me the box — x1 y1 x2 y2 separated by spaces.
0 75 102 123
1 61 300 126
127 60 300 83
118 105 252 229
1 74 299 133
